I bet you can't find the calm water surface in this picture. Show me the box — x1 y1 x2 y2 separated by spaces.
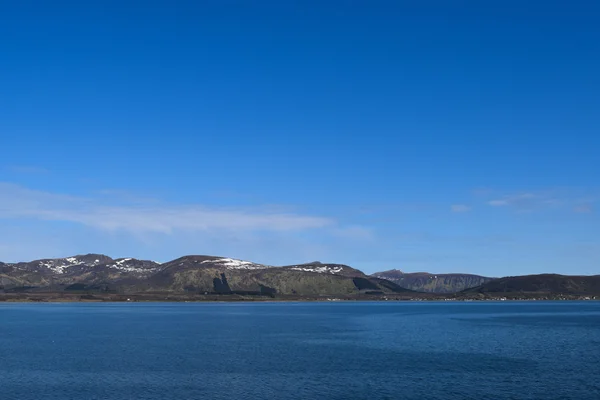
1 301 599 400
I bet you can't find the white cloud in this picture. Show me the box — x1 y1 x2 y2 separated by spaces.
487 193 537 207
483 189 600 214
0 183 382 265
0 182 334 234
451 204 471 213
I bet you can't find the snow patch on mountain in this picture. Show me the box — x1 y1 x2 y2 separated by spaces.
107 258 160 274
37 257 90 274
201 258 271 270
28 255 156 275
290 265 344 274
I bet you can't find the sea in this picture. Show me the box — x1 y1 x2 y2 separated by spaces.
0 301 599 400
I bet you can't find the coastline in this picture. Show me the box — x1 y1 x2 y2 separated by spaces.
1 292 597 303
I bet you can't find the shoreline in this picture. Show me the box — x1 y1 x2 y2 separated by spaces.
1 292 598 303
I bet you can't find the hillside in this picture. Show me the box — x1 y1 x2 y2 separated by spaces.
1 254 160 291
0 254 411 297
465 274 600 295
372 269 493 293
136 256 409 296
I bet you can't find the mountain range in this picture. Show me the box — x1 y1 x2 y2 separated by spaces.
0 254 410 297
1 254 598 300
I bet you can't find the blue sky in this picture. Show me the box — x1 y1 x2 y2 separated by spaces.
1 1 599 275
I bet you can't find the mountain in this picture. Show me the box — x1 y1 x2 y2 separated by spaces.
0 254 411 297
372 269 493 293
136 256 409 296
0 254 161 291
464 274 600 295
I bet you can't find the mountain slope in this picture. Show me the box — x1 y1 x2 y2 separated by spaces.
0 254 161 291
1 254 412 297
136 256 411 296
465 274 600 295
372 269 493 293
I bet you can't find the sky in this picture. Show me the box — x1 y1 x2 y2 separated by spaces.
1 1 599 276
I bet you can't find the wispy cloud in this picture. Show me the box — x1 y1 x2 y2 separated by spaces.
0 182 336 234
487 193 538 208
451 204 471 213
483 189 598 213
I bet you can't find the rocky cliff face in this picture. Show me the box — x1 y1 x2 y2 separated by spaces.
372 269 493 293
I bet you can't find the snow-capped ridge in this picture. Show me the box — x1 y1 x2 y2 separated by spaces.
35 254 111 274
290 264 345 274
201 257 271 270
106 258 161 274
6 254 163 276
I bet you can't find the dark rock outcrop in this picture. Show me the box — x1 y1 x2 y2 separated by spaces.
372 269 493 293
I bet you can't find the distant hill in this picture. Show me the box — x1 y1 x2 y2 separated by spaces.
372 269 493 293
0 254 411 297
0 254 161 290
465 274 600 295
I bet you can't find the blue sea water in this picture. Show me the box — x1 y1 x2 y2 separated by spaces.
0 302 599 400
